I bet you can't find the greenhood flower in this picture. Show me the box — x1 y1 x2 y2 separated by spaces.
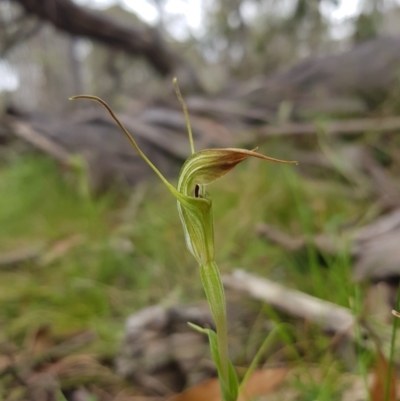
177 148 296 265
70 95 296 267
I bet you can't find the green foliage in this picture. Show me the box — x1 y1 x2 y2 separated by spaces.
69 92 298 401
0 134 378 398
189 323 239 401
0 156 110 249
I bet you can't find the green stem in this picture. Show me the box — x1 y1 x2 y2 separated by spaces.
385 287 400 401
354 285 370 401
216 316 229 387
200 261 229 386
239 324 280 393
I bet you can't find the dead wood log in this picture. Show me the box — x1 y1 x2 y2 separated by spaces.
3 103 236 191
257 208 400 284
4 111 183 191
239 37 400 117
11 0 178 76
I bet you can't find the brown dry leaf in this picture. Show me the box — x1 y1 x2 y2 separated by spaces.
168 378 220 401
0 355 11 371
0 342 19 371
40 234 84 265
369 350 397 401
28 325 54 356
113 397 165 401
238 369 288 401
168 368 288 401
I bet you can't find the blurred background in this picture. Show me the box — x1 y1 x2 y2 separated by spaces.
1 0 400 400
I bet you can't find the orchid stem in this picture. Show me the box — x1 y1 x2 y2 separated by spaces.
200 262 230 387
216 312 230 387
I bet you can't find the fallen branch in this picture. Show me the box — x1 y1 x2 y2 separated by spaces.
352 209 400 243
258 116 400 137
255 223 342 255
223 270 354 335
0 244 45 268
361 152 400 210
256 208 400 282
7 118 72 165
11 0 178 76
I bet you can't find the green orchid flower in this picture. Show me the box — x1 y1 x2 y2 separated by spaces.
71 91 296 401
177 148 296 266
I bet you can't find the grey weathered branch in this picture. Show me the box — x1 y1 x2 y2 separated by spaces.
223 269 354 335
6 117 72 165
10 0 178 75
258 116 400 137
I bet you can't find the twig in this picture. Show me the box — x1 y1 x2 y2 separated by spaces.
258 116 400 137
7 118 72 165
392 310 400 318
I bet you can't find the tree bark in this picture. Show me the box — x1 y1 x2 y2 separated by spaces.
11 0 178 76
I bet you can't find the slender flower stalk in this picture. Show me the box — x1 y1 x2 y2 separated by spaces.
71 87 296 401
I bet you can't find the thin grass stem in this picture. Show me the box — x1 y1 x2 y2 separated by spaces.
385 287 400 401
239 324 281 393
353 285 371 401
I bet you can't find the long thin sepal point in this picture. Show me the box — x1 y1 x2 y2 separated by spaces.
70 95 178 197
173 78 195 155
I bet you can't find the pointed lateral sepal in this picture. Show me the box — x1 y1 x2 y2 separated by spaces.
70 94 182 200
